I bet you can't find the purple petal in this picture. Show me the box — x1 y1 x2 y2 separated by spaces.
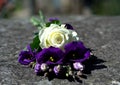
27 44 32 52
18 45 36 65
54 66 59 74
64 41 90 63
36 46 64 65
65 24 74 30
27 44 36 56
34 63 41 73
18 51 31 65
78 50 90 62
49 18 59 22
65 41 83 51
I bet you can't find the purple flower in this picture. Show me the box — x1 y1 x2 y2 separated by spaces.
49 18 59 22
65 24 74 30
73 62 83 70
36 46 64 65
18 45 36 65
64 41 90 63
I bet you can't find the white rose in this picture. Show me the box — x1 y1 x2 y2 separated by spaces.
39 24 79 49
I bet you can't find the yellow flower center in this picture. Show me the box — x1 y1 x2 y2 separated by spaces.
50 56 54 62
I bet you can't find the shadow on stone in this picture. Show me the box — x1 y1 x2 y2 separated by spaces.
47 72 83 83
82 55 107 74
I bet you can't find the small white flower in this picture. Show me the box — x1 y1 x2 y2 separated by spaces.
39 24 79 49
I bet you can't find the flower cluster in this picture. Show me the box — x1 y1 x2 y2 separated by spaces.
18 12 91 78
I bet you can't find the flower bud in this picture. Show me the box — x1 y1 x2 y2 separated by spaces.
53 65 61 74
41 63 48 71
73 62 83 71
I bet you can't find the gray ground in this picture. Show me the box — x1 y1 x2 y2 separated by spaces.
0 16 120 85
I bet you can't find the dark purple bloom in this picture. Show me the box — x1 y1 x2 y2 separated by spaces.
18 45 36 65
49 18 59 22
65 24 74 30
64 41 90 63
36 46 64 65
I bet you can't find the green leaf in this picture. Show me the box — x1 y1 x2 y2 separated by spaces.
52 20 60 25
39 11 45 23
30 17 41 27
31 62 36 69
30 35 40 51
30 11 46 29
38 11 46 27
46 22 51 27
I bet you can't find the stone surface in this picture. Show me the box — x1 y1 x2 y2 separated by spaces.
0 16 120 85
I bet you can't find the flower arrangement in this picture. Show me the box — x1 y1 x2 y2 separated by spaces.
18 12 92 79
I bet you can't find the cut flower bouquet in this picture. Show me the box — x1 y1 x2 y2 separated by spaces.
18 12 92 79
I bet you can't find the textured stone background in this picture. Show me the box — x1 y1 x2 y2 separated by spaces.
0 16 120 85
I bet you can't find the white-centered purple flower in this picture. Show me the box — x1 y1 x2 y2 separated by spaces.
73 62 83 70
